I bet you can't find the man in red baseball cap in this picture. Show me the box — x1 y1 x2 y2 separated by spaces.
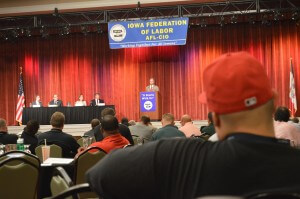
86 52 300 199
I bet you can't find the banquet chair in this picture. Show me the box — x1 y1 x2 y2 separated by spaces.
0 150 40 166
0 157 40 199
51 167 74 199
73 146 106 198
245 186 300 199
35 144 62 161
47 183 93 199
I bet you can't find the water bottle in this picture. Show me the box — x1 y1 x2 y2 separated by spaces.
17 138 24 151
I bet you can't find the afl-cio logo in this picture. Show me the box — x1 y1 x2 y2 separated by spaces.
144 101 153 111
110 24 126 42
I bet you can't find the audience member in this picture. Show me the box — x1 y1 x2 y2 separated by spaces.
128 120 136 126
0 118 18 144
129 115 156 143
87 52 300 199
38 112 80 158
201 112 215 136
274 106 300 146
93 108 134 145
84 119 101 138
21 120 39 154
78 115 129 154
179 114 201 137
121 117 130 127
151 113 185 141
49 94 63 107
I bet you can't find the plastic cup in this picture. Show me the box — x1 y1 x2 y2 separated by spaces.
82 136 92 149
42 146 50 162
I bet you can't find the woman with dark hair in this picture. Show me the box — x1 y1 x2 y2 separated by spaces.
21 120 40 154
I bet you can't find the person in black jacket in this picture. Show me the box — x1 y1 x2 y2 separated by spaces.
93 108 134 145
48 94 63 107
38 112 80 158
0 118 18 144
21 120 39 154
90 93 104 106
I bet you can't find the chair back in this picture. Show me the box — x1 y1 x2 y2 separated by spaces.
51 167 74 199
74 146 106 198
0 157 40 199
35 144 62 161
0 151 40 166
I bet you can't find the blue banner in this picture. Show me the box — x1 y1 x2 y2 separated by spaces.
140 92 156 112
108 17 189 49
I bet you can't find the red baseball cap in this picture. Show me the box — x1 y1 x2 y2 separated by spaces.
200 52 274 114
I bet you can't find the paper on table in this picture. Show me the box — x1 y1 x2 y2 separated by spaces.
42 158 74 165
97 103 106 106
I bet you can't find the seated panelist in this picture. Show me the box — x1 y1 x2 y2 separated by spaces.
90 93 104 106
48 94 63 107
75 94 87 106
32 95 43 107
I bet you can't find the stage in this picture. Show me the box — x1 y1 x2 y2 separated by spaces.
8 120 208 137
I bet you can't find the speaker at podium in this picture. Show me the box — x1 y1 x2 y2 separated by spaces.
139 91 162 121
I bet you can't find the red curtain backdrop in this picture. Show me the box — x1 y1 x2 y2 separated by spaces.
0 21 300 125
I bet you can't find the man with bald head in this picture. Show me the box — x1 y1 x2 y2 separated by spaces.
179 114 201 137
87 52 300 199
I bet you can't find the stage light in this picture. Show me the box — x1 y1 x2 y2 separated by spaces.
25 29 32 37
81 25 89 36
230 15 237 24
261 14 270 26
248 16 256 24
53 8 59 17
40 27 49 38
292 12 299 20
59 28 64 36
12 29 19 38
218 16 225 27
136 1 141 11
200 18 207 28
273 11 281 21
63 25 70 35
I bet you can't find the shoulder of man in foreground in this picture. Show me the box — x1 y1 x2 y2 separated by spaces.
86 138 207 199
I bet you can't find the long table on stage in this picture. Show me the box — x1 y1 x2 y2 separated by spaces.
22 105 115 125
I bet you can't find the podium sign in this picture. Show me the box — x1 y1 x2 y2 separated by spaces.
140 92 156 112
139 91 161 120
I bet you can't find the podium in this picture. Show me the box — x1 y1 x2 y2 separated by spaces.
139 91 162 121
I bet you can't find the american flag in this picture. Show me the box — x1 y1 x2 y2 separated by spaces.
289 59 297 117
16 69 25 124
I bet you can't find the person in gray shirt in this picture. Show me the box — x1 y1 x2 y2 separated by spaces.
84 119 100 138
129 116 156 143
